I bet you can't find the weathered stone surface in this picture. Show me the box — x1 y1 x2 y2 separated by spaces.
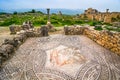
0 47 8 61
46 22 56 32
64 26 69 35
0 56 2 67
1 44 14 55
64 26 120 55
3 39 19 48
0 44 14 64
64 26 88 35
0 44 14 65
40 26 49 36
25 31 35 37
9 26 16 34
0 34 120 80
21 21 30 30
16 34 27 43
21 21 34 30
81 8 120 23
9 25 22 34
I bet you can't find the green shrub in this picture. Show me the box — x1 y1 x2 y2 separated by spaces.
105 26 120 32
94 25 103 31
88 21 102 26
0 12 7 15
13 11 17 15
0 19 17 26
75 20 83 24
103 23 112 26
33 20 46 26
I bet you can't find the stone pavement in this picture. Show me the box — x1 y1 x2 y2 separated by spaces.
0 34 120 80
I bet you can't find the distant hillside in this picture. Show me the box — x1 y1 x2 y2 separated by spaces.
0 9 5 12
0 8 84 15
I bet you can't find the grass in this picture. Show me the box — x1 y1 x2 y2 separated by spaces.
0 10 119 32
104 26 120 32
0 11 104 27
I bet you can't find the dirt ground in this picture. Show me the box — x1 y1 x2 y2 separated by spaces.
0 27 15 45
0 27 64 45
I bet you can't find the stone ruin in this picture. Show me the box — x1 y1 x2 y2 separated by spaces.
9 21 34 34
0 31 28 67
0 23 51 67
46 21 56 32
80 8 120 23
40 25 49 36
46 8 56 32
9 20 56 36
21 21 34 30
9 25 21 34
64 25 120 55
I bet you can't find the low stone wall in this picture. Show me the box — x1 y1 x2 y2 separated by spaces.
0 25 53 67
84 29 120 55
0 30 41 67
64 26 88 35
64 26 120 55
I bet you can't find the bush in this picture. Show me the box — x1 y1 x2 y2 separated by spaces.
62 19 73 25
89 21 95 26
94 25 103 31
51 19 59 24
0 19 17 26
33 20 46 26
105 26 120 32
75 20 83 24
31 9 36 13
0 12 7 15
103 23 112 26
13 11 17 15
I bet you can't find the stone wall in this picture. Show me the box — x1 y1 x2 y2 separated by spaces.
0 24 55 67
0 30 41 67
64 26 120 55
64 26 88 35
81 8 120 23
0 25 52 67
0 26 119 67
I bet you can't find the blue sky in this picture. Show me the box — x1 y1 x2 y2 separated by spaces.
0 0 120 11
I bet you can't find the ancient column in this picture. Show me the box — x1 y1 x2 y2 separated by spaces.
47 8 50 22
106 9 109 13
58 11 63 19
46 8 55 30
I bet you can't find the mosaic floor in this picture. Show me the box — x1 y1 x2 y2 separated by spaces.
0 34 120 80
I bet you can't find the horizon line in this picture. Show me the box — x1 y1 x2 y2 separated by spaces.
0 8 120 13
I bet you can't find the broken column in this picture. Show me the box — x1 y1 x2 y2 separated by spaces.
46 8 55 31
47 8 50 22
106 9 109 13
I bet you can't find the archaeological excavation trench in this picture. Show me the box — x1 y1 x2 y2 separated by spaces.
0 33 120 80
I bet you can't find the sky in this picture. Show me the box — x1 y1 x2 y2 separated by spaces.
0 0 120 12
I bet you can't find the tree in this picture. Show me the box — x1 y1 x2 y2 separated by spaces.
31 9 36 13
13 11 17 15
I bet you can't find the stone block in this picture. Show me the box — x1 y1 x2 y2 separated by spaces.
40 26 49 37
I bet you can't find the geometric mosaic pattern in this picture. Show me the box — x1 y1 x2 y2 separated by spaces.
0 34 120 80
